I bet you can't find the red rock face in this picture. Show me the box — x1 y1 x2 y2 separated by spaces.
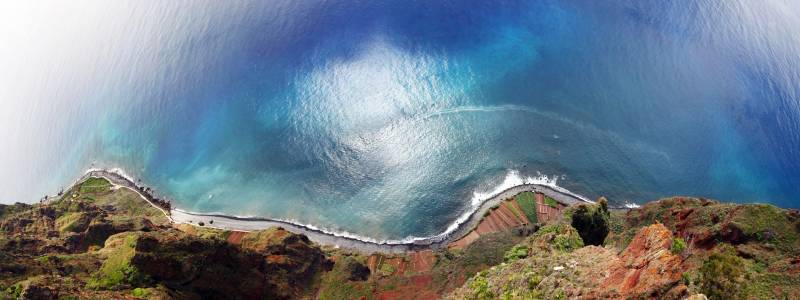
225 231 246 245
602 223 683 298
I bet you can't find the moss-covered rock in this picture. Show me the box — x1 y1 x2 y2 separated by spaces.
55 212 89 233
87 232 147 290
567 201 610 246
526 224 584 253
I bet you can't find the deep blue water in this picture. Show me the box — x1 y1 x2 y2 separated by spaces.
2 0 799 240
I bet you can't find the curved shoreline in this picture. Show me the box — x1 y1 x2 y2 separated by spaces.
73 169 591 253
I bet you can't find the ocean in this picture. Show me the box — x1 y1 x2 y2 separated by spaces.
1 0 799 241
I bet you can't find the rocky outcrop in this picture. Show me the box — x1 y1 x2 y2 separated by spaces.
80 226 336 299
450 198 800 300
608 197 800 252
447 223 686 299
239 228 333 297
599 223 684 298
0 178 334 299
106 230 270 299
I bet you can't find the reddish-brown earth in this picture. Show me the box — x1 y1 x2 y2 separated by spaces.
535 192 567 223
226 230 246 245
409 250 437 273
450 193 566 250
600 223 684 298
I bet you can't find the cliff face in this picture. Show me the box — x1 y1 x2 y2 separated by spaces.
0 178 331 299
449 197 800 299
2 178 798 300
447 223 685 299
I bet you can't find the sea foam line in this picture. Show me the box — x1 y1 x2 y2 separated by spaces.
70 167 591 249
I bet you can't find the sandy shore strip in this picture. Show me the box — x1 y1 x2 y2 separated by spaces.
70 169 591 253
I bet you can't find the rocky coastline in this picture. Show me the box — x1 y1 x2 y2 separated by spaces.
3 171 798 299
75 169 591 253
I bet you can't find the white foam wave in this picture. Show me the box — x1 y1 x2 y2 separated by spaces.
419 104 534 121
81 167 589 246
624 202 641 209
397 170 566 243
470 170 559 206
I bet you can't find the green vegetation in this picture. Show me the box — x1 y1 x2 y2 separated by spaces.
317 255 373 300
743 272 800 299
56 212 85 233
451 224 593 300
79 177 112 194
0 203 30 220
528 224 584 253
515 192 539 224
729 204 799 253
568 202 610 246
699 245 748 300
459 231 521 269
132 287 149 298
671 237 686 255
4 283 23 298
431 231 523 292
5 172 800 299
503 245 528 262
504 201 523 221
467 271 494 300
544 196 558 208
87 233 148 290
91 189 168 225
175 223 231 240
378 262 396 276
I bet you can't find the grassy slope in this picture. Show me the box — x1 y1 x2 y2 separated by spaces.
515 192 539 224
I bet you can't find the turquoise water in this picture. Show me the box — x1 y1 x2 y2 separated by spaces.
1 1 799 240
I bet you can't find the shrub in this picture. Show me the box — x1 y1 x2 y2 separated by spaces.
528 224 584 253
503 245 529 262
341 257 370 281
132 287 149 298
671 237 686 255
378 262 396 275
4 284 23 298
569 203 610 246
597 197 608 212
468 272 494 300
699 245 748 299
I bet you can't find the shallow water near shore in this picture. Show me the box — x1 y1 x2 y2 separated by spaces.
2 1 800 241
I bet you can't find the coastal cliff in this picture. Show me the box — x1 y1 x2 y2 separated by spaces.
1 178 798 299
